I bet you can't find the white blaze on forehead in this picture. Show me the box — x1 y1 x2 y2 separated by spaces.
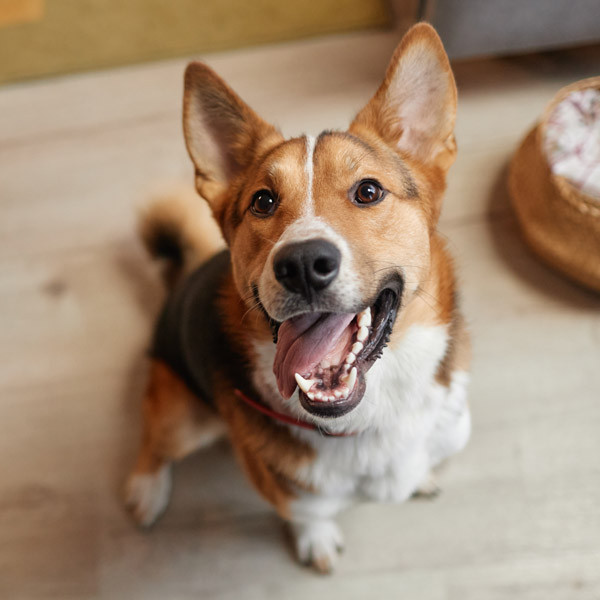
304 134 316 216
257 134 363 317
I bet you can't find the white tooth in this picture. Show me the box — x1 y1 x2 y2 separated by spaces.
358 307 372 327
334 390 342 398
307 392 315 400
352 342 363 355
347 367 357 391
295 373 315 394
357 326 369 342
315 392 323 400
340 387 349 398
345 352 356 365
327 395 335 402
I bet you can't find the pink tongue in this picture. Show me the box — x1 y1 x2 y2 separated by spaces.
273 312 355 399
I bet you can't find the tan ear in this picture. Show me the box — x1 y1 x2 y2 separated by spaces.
183 63 282 203
350 23 457 168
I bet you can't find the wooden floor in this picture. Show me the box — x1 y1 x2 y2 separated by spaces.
1 29 600 599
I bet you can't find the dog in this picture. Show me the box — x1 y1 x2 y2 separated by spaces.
125 23 471 573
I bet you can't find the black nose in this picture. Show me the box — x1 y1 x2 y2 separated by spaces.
273 239 341 300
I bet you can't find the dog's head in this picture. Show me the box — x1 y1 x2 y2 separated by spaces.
183 24 457 419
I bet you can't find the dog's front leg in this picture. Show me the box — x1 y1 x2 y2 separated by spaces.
220 392 350 572
231 431 349 572
287 492 350 574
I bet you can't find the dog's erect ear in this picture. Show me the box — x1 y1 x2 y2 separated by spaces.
183 63 282 203
350 23 457 169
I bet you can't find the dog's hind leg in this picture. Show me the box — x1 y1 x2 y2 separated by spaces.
125 360 226 527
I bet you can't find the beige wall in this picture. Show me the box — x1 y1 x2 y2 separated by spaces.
0 0 390 83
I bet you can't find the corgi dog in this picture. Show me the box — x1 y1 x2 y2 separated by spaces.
125 23 471 573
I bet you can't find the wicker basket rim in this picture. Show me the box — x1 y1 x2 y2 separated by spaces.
537 75 600 213
509 128 600 293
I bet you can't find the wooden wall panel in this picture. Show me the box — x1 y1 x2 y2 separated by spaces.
0 0 390 83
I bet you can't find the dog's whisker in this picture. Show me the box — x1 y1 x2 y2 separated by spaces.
240 301 262 322
414 287 444 316
241 290 257 303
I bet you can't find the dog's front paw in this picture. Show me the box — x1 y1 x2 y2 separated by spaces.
125 465 172 528
292 520 344 574
412 472 442 500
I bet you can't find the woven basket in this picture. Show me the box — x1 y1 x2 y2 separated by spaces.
509 76 600 293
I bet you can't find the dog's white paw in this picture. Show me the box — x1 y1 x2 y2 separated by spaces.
125 466 172 528
292 520 344 574
413 473 441 499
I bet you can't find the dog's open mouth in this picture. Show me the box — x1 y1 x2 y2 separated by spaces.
272 285 401 418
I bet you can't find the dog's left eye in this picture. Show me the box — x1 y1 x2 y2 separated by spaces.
250 190 278 217
353 180 384 205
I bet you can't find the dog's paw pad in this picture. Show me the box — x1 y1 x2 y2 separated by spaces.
293 520 344 574
125 466 172 528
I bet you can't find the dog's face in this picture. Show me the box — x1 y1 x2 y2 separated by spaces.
183 24 457 419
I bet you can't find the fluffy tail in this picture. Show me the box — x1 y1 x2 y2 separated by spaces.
138 184 225 287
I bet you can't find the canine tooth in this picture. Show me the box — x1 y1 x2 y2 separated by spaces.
352 342 363 355
295 373 315 394
345 352 356 365
356 326 369 342
358 307 372 328
347 367 357 391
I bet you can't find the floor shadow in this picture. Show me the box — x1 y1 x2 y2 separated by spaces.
487 162 600 311
167 440 267 522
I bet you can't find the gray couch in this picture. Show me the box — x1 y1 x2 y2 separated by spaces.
420 0 600 58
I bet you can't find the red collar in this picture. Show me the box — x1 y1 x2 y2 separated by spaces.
234 389 356 437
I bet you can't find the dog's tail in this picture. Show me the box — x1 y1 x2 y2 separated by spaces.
138 184 225 287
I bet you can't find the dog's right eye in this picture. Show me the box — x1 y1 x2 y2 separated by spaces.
353 180 385 206
250 190 278 217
